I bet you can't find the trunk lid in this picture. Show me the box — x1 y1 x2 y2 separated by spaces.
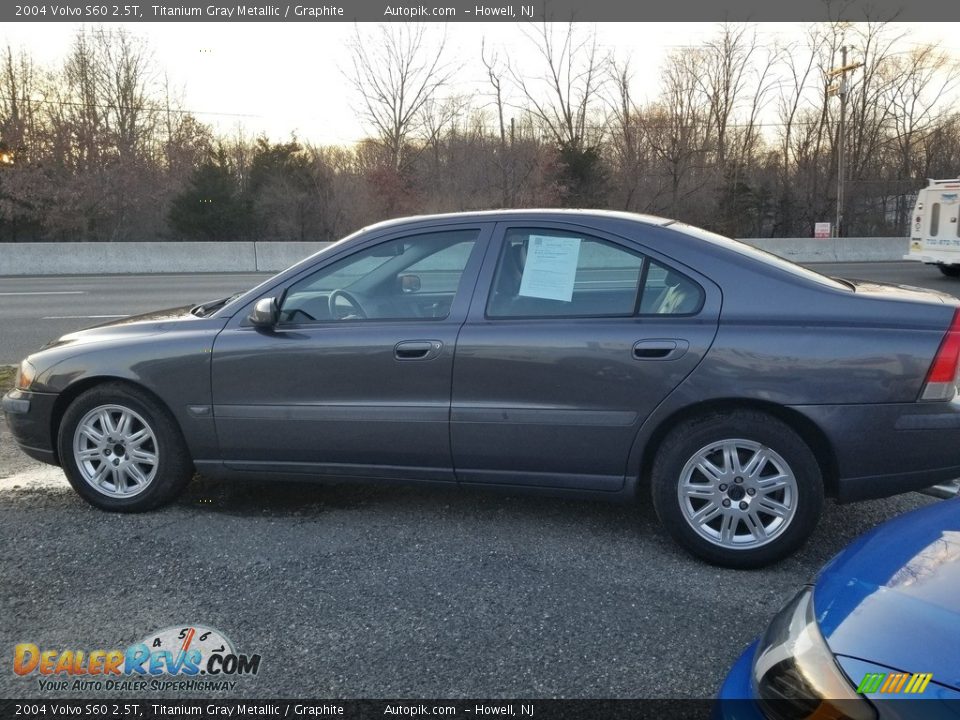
842 277 958 306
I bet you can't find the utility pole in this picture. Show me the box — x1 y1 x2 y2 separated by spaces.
827 47 863 238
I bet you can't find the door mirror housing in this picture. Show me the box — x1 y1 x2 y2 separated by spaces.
248 297 278 328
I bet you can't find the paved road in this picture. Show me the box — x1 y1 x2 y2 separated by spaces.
2 262 959 364
0 273 272 364
811 260 960 291
0 260 952 700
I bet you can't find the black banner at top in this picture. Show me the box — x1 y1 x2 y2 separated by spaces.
5 0 960 22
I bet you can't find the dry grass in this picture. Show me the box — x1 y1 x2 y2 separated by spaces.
0 365 16 393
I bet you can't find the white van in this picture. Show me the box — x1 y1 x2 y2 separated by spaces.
904 178 960 276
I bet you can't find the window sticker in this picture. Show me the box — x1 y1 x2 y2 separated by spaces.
518 235 582 302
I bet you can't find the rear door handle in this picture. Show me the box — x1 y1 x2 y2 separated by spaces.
394 340 443 361
633 339 689 361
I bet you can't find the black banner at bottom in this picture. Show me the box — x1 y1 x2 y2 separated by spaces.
4 699 959 720
2 700 721 720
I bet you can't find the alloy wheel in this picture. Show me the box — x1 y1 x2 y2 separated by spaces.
72 404 159 498
676 439 798 549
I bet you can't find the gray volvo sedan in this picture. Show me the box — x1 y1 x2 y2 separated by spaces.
5 210 960 568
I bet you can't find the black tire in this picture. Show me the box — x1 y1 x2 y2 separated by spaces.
938 265 960 278
57 382 193 512
651 410 823 569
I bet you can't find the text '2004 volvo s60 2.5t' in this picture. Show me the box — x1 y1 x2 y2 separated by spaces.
5 210 960 568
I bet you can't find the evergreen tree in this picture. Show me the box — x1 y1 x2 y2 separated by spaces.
168 146 250 241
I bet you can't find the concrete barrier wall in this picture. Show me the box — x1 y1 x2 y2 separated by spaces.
745 237 906 263
0 241 254 275
0 241 333 276
0 237 906 276
253 241 333 272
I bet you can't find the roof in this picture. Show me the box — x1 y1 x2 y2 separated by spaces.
355 208 676 234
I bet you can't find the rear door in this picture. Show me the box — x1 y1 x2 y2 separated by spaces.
926 189 960 249
451 222 721 492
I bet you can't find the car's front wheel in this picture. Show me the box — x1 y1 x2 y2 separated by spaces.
58 383 193 512
651 411 823 568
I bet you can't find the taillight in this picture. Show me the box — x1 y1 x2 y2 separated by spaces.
921 308 960 401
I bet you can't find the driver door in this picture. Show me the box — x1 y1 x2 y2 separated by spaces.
210 224 490 481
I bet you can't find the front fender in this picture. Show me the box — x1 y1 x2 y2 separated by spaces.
31 319 225 462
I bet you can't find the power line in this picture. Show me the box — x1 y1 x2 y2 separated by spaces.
20 97 261 119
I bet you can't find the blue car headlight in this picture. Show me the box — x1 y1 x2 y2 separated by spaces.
751 586 876 720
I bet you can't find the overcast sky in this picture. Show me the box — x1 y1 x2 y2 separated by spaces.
4 22 960 145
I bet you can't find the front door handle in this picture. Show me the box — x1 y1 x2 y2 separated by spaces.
633 339 689 361
394 340 443 361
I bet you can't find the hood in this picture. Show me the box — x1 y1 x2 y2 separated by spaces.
40 305 201 351
813 499 960 690
843 277 957 305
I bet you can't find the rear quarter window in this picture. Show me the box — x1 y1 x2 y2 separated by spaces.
670 223 851 292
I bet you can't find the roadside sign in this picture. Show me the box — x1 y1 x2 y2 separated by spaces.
815 222 831 239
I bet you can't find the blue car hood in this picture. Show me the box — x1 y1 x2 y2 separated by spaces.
814 498 960 691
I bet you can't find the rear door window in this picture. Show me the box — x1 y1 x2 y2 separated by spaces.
486 228 703 318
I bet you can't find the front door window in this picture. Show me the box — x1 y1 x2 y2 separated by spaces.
280 229 479 323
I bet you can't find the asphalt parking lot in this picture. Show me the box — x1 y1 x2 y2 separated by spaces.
0 261 953 699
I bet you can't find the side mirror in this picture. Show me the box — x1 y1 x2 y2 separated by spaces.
248 297 278 328
399 274 421 293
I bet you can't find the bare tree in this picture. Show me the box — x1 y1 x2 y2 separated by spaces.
6 20 960 244
693 24 781 233
605 57 646 211
695 24 775 170
420 94 468 171
481 39 512 205
62 30 106 171
771 34 821 234
0 45 42 162
346 24 456 172
881 44 959 232
507 22 610 205
96 28 158 163
645 47 711 218
509 21 607 152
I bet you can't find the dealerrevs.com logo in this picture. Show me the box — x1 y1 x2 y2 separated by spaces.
13 625 261 692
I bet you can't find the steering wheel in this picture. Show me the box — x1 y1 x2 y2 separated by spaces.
328 289 368 320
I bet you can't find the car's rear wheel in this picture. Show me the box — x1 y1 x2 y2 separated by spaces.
651 411 823 568
58 383 192 512
938 264 960 277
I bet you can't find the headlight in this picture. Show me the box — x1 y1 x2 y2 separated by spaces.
752 586 875 720
15 359 37 390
